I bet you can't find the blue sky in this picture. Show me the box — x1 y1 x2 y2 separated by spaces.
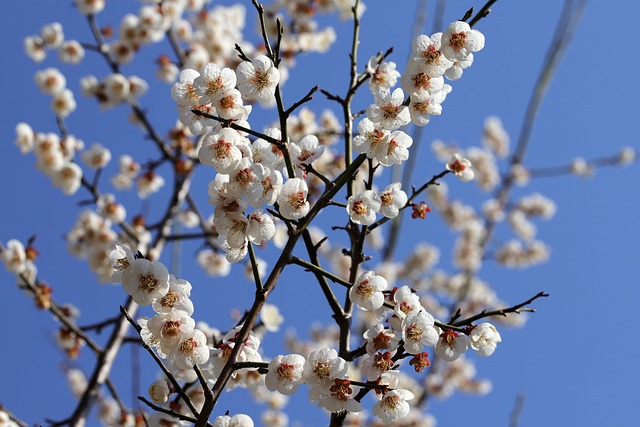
1 1 639 426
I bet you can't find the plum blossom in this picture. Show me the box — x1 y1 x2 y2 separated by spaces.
277 178 309 219
347 190 381 225
317 379 362 414
353 118 389 158
366 88 411 131
290 134 325 166
121 258 170 305
469 323 502 356
372 389 414 423
402 310 439 354
411 33 453 78
194 63 237 104
441 21 485 62
446 153 474 182
349 271 388 311
265 354 306 395
172 329 210 369
236 55 280 105
379 183 407 218
434 329 468 361
302 348 347 388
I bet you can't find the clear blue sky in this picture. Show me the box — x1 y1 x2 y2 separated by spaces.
1 1 639 426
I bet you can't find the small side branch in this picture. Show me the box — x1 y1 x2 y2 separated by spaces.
453 291 549 327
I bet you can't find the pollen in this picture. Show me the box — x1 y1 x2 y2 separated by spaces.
160 290 179 308
355 280 375 297
179 338 196 354
138 273 159 294
449 32 468 50
423 45 441 64
405 322 424 342
162 320 181 339
313 362 331 379
250 70 271 90
352 200 367 216
277 363 296 381
288 191 307 209
412 73 431 90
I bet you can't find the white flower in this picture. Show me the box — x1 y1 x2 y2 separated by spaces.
121 258 170 305
401 310 439 354
277 178 309 220
445 53 474 80
368 59 400 94
411 33 453 78
172 329 210 369
216 212 250 249
260 304 284 332
353 118 389 159
408 89 444 127
109 245 134 283
51 88 76 118
148 379 171 404
349 271 388 311
194 63 237 104
236 55 280 105
317 379 362 414
14 122 35 154
302 348 347 388
2 239 27 274
198 128 244 173
152 275 194 316
469 323 501 356
434 329 468 361
265 354 305 395
363 324 401 355
247 210 276 244
58 40 85 64
375 130 413 166
171 68 201 107
366 88 411 131
347 190 381 225
441 21 485 62
24 35 46 63
213 88 249 121
197 249 231 277
213 414 254 427
401 59 445 94
136 171 165 198
52 162 82 195
34 67 66 94
360 351 394 380
372 389 414 423
97 194 126 223
379 183 407 218
446 153 474 182
67 369 87 398
81 143 111 169
290 134 325 166
41 22 64 48
75 0 105 15
147 312 196 358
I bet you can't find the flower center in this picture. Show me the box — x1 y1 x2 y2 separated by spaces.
450 32 468 50
405 322 424 342
277 363 296 381
138 273 159 294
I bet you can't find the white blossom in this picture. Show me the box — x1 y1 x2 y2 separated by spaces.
469 323 502 357
121 258 170 305
265 354 305 395
349 271 388 311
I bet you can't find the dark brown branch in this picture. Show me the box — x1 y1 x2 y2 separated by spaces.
452 291 549 327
